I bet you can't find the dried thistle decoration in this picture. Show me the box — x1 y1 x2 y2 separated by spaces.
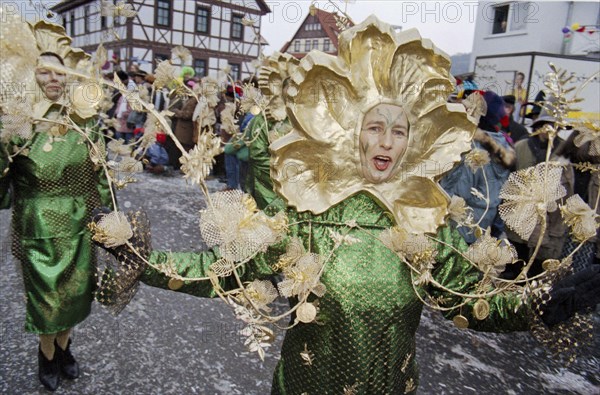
328 229 361 247
466 229 516 277
277 253 326 299
379 227 437 269
179 133 222 186
171 45 191 65
499 162 566 240
464 148 490 172
560 194 599 242
220 102 238 134
89 211 133 248
153 60 178 90
240 84 268 115
245 279 278 312
572 120 600 156
199 190 287 262
106 139 132 156
101 0 137 18
448 195 473 226
108 157 143 174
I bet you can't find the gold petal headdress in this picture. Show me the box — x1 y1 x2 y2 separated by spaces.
271 15 475 233
258 52 300 122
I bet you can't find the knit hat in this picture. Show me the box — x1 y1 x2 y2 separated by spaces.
482 91 508 128
502 95 516 106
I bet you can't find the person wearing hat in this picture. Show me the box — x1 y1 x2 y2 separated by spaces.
504 98 575 278
441 90 516 244
501 95 529 143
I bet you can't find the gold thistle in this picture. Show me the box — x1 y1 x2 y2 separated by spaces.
89 211 133 248
179 133 222 186
245 280 278 312
499 163 567 240
447 195 473 226
199 190 287 262
171 45 191 65
467 229 516 277
465 148 491 172
560 194 599 242
277 253 326 299
101 0 137 18
153 60 178 90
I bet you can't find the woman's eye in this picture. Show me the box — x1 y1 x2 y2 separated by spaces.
393 129 407 137
368 125 382 133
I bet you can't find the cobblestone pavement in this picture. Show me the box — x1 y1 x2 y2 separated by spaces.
1 172 598 394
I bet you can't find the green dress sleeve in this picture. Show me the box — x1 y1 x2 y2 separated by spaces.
246 115 279 210
430 225 530 332
140 200 292 298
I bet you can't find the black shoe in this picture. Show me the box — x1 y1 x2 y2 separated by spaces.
54 339 80 379
38 347 60 391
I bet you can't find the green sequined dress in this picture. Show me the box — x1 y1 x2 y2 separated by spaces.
141 115 530 395
0 106 113 334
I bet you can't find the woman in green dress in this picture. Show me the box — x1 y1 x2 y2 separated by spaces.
0 52 113 391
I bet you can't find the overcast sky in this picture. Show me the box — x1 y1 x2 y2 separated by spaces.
29 0 478 55
260 0 478 55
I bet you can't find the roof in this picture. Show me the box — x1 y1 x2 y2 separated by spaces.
52 0 271 14
280 7 354 54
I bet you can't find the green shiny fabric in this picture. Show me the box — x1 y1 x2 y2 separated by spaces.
143 192 529 395
0 110 113 334
245 115 286 210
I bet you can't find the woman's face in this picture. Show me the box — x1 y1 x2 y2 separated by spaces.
35 55 66 101
359 104 409 184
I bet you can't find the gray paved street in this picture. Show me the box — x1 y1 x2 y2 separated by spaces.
1 172 598 394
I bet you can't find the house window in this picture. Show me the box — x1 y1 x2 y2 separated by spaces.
156 0 171 27
230 63 241 80
196 6 210 34
101 14 107 29
323 38 330 52
312 39 319 50
194 59 207 77
492 2 530 34
510 2 530 31
70 11 75 36
294 40 300 52
305 40 311 52
84 6 90 33
492 4 509 34
231 14 244 40
62 13 68 30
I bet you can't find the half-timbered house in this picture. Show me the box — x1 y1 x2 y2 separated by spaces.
279 7 353 59
51 0 271 79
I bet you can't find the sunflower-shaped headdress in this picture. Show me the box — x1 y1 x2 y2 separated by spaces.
271 16 475 233
258 52 300 122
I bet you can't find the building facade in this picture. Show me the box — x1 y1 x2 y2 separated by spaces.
52 0 271 80
280 7 353 59
471 1 599 67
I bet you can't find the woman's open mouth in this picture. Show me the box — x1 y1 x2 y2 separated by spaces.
373 155 392 171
